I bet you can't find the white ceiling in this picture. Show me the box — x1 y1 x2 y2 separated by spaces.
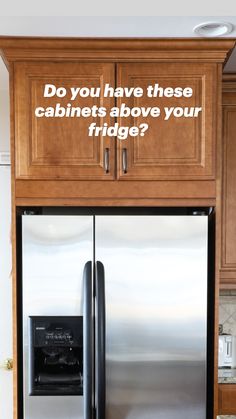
0 0 236 16
0 15 235 151
0 16 236 88
0 16 235 38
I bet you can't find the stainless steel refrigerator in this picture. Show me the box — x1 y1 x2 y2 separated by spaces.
21 210 213 419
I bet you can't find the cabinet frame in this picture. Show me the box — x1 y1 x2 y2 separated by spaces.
116 62 218 181
220 76 236 288
14 61 116 180
0 37 235 419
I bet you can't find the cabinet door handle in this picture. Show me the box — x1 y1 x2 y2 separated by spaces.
122 148 128 174
104 148 110 173
95 261 106 419
0 358 13 370
83 262 93 419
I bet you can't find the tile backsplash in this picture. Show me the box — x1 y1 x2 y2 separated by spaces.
217 416 236 419
219 291 236 335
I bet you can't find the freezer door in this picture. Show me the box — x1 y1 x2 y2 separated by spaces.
96 215 208 419
22 215 93 419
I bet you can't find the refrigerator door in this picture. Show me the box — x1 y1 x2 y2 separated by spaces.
96 215 208 419
22 215 93 419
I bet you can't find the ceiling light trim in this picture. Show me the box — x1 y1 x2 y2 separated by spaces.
193 21 234 37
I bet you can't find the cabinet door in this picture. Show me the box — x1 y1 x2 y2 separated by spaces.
14 62 115 180
117 63 217 180
220 94 236 286
218 384 236 415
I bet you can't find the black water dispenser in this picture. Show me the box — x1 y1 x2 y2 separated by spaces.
29 316 83 395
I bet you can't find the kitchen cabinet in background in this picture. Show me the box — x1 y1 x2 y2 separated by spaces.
220 76 236 288
218 384 236 415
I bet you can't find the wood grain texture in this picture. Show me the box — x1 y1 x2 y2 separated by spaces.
8 63 18 419
13 59 220 186
221 106 236 269
0 37 235 65
14 61 115 180
3 38 235 419
15 197 216 208
218 384 236 415
15 180 216 199
221 74 236 92
117 62 217 180
213 64 223 418
220 76 236 286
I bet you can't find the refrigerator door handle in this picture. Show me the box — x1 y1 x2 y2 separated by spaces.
83 261 93 419
95 261 106 419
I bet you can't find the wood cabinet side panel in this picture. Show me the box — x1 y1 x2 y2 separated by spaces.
221 103 236 273
218 384 236 415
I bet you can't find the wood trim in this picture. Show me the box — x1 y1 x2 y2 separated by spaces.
220 270 236 279
0 36 234 50
9 62 18 419
220 78 236 287
223 74 236 92
221 105 229 271
0 37 235 65
221 80 236 291
15 197 216 207
220 283 236 290
220 272 236 290
15 180 216 200
213 63 223 418
221 100 236 273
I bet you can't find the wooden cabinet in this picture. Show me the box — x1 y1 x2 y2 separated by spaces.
14 62 115 180
218 384 236 415
117 62 217 181
0 37 233 205
220 76 236 287
0 37 235 419
14 60 218 182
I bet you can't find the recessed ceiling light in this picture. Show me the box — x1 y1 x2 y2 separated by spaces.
193 21 233 37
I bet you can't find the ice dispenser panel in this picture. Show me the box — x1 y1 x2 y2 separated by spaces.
29 316 83 396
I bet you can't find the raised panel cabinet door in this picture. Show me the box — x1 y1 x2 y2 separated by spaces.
117 63 217 180
14 62 115 180
218 384 236 415
220 100 236 285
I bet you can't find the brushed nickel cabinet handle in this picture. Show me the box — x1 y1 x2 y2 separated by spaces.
104 148 110 173
122 148 128 174
0 358 13 370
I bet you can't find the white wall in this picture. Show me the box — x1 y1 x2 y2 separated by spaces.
0 89 10 152
0 57 10 152
0 52 12 419
0 165 12 419
0 16 235 38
